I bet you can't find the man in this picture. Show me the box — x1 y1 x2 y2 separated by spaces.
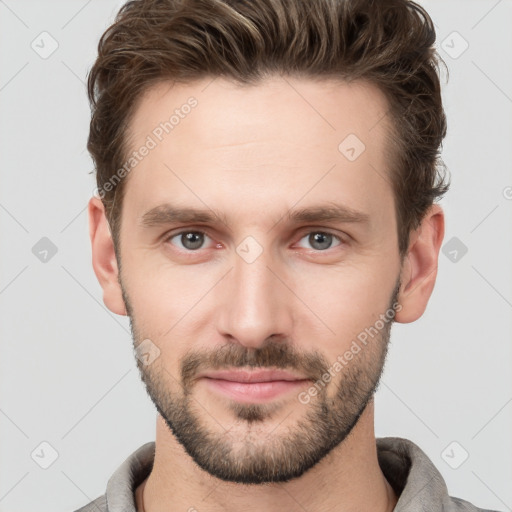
76 0 500 511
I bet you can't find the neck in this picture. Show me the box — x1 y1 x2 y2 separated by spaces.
136 401 397 512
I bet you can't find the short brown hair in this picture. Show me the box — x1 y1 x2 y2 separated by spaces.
87 0 449 257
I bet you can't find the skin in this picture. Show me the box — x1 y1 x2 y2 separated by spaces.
89 76 444 512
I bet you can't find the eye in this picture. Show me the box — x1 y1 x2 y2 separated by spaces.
164 229 344 254
166 230 213 251
296 231 343 251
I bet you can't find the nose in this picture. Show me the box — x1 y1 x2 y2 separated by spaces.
216 243 293 350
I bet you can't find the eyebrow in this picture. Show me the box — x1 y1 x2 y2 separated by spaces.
140 202 370 229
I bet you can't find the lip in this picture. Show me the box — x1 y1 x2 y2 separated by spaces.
198 369 312 403
198 369 309 383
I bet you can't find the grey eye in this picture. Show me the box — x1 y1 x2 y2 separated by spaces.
298 232 341 251
170 231 210 251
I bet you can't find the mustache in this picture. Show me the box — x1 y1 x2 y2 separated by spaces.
181 338 329 388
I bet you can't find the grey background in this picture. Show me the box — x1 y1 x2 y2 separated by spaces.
0 1 511 511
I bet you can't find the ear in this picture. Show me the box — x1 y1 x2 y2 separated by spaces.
88 196 127 316
395 204 445 324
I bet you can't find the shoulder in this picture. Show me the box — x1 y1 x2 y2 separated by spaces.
444 495 503 512
376 437 503 512
73 493 107 512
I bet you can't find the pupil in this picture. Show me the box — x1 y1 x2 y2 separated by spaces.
183 232 203 250
310 232 331 250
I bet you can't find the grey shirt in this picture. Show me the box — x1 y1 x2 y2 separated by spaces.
74 437 500 512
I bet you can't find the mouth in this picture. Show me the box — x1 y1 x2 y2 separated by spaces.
197 368 312 403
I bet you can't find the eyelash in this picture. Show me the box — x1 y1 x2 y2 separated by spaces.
163 228 345 255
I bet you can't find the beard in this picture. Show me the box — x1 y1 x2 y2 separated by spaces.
122 278 400 485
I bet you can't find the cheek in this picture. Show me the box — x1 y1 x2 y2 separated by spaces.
121 254 201 340
295 265 396 356
124 237 200 299
123 260 238 381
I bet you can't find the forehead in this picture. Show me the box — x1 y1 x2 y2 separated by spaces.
122 76 395 228
128 75 392 152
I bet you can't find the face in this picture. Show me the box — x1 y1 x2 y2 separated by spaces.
116 76 403 484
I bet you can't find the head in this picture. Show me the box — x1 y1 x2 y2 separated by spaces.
88 0 448 484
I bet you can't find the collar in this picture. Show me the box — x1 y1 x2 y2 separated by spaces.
103 437 455 512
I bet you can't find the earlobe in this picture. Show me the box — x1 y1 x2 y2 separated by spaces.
88 196 127 316
395 204 445 324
